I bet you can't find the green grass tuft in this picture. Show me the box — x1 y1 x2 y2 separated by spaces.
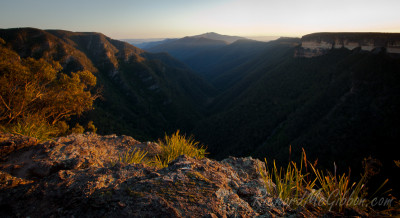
117 148 148 165
260 148 390 213
1 114 59 141
151 130 207 168
260 148 316 209
309 163 369 212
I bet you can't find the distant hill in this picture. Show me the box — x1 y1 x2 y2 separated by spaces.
185 38 300 86
145 33 292 83
145 32 247 62
124 32 244 50
144 34 301 87
191 32 245 44
122 38 178 49
146 36 228 61
0 28 216 140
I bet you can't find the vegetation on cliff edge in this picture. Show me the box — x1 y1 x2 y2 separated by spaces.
0 41 99 140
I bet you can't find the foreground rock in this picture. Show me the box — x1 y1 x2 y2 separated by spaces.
0 133 381 217
0 133 161 179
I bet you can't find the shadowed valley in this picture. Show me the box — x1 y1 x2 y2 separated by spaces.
1 28 400 217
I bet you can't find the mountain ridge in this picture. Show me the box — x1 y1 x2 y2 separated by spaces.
145 32 249 64
0 27 215 140
191 32 245 44
146 36 228 61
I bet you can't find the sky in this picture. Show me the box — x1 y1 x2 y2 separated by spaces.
1 0 400 39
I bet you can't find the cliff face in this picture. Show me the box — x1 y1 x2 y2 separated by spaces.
295 33 400 57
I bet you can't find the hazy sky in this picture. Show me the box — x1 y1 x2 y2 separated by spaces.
1 0 400 39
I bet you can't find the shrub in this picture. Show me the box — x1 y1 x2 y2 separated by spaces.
55 121 70 136
71 123 85 134
87 121 97 133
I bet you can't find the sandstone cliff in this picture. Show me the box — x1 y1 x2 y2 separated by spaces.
295 33 400 57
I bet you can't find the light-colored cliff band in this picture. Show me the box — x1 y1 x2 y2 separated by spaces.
295 33 400 57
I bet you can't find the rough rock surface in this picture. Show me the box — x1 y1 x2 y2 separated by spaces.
0 133 161 180
0 133 288 217
0 132 380 217
0 133 38 158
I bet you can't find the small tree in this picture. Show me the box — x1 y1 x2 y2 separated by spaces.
0 43 99 139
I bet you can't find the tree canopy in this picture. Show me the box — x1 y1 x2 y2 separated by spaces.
0 41 98 139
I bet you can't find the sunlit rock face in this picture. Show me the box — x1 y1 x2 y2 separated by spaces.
295 33 400 57
302 40 332 50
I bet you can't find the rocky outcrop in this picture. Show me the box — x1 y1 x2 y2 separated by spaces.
295 33 400 57
0 133 295 217
0 133 38 158
0 133 161 179
1 133 383 217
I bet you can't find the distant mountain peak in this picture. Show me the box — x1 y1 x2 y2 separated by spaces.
192 32 246 44
195 32 222 37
